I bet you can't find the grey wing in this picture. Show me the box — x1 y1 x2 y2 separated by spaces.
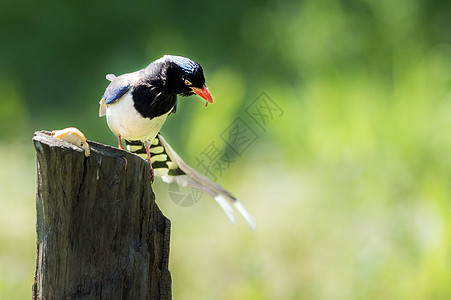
103 70 143 104
125 135 256 230
103 76 132 105
99 73 135 117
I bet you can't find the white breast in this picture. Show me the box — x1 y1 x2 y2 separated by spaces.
106 91 170 143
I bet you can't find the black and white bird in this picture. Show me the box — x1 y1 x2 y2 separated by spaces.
99 55 255 230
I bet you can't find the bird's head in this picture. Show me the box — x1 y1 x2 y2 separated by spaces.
159 55 213 106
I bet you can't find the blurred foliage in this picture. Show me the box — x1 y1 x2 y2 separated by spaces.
1 0 451 299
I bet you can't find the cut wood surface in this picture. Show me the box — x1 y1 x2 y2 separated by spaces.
32 131 171 299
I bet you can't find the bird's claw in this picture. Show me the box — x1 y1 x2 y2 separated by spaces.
150 168 155 183
146 158 155 182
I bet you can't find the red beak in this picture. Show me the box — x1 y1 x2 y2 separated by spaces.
191 85 213 107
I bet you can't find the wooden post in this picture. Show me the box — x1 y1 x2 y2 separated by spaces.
32 131 172 299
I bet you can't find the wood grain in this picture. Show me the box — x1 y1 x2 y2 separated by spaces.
32 131 171 299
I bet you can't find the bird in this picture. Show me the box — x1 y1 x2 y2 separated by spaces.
99 55 255 230
99 55 213 180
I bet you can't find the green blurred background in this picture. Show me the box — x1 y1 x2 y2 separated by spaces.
1 0 451 299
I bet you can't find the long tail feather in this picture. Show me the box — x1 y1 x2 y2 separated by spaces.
125 134 256 230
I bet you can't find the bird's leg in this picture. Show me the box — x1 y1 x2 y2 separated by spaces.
117 135 124 150
145 145 155 182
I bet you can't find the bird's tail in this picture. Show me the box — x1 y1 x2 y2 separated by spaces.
125 134 256 230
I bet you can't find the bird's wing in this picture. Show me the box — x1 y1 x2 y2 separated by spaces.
99 73 135 117
103 76 131 105
125 134 256 230
99 98 107 117
105 73 116 81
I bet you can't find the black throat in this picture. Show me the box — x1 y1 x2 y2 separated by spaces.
131 83 177 119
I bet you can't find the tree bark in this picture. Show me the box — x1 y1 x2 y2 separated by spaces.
32 131 171 299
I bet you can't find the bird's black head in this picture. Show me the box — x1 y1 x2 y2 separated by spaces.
156 55 213 106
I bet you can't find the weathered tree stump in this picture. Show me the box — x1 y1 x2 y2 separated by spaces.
32 131 171 299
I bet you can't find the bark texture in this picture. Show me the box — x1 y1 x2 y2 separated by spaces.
32 131 171 299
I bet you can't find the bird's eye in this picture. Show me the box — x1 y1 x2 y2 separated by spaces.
184 79 192 86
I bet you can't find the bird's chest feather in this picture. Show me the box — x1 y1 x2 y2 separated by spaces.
106 91 171 142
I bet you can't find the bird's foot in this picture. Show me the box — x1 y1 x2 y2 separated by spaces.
146 158 155 182
117 135 124 150
145 145 154 182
